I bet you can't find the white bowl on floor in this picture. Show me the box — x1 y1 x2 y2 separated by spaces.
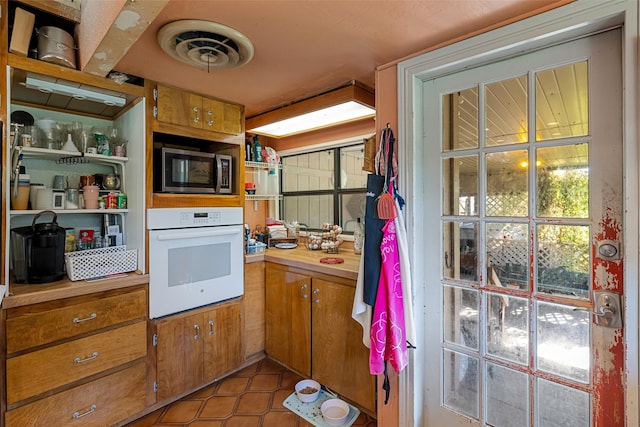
295 379 320 403
321 398 349 426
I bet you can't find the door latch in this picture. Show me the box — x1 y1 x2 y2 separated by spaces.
596 239 621 260
574 290 623 328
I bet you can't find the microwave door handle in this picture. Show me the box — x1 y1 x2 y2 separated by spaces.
155 229 239 241
215 156 222 193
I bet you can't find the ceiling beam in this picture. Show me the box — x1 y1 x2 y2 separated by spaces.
77 0 169 77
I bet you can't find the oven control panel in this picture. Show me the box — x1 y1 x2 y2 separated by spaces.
147 207 243 230
181 211 221 226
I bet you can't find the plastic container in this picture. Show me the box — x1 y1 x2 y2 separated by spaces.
255 170 268 195
267 166 279 194
83 185 100 209
246 242 267 254
253 135 263 162
10 173 30 210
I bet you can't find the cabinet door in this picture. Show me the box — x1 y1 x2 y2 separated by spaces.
312 278 376 413
244 261 266 358
155 312 204 401
202 97 242 134
203 301 243 381
265 264 311 376
156 85 199 128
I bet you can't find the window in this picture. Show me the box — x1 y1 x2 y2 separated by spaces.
281 144 368 232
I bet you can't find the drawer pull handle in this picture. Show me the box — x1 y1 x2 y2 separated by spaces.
72 404 97 419
73 313 97 323
208 320 214 336
74 351 98 364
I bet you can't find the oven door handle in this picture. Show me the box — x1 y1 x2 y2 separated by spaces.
154 229 239 241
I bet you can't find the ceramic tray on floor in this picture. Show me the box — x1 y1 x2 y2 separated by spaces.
283 389 360 427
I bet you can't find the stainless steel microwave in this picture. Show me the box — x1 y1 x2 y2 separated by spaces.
155 147 232 194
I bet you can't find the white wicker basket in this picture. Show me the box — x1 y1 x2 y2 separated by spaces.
65 246 137 281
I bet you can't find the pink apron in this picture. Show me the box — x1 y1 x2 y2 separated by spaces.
369 219 408 374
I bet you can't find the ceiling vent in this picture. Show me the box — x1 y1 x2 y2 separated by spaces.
157 20 254 71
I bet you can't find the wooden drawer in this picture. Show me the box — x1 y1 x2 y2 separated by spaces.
7 321 147 404
5 362 146 427
6 288 147 354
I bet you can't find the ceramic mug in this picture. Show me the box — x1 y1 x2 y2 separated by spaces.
53 175 68 190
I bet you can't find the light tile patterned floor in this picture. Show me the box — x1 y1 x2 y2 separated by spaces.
126 358 377 427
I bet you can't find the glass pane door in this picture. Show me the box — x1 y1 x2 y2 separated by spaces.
424 28 624 426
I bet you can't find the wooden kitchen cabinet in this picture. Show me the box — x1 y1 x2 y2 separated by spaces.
265 263 375 413
154 299 243 402
154 84 243 135
243 260 266 360
265 265 312 376
312 278 376 414
3 285 148 426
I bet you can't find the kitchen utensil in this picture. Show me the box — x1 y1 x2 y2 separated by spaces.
275 243 298 249
37 26 76 69
320 257 344 264
375 126 397 219
10 210 66 283
103 174 121 190
11 110 34 126
61 133 79 152
52 175 68 189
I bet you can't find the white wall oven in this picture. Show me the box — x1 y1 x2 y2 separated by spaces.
147 207 243 319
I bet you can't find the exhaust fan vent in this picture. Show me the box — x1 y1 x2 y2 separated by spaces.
158 20 254 70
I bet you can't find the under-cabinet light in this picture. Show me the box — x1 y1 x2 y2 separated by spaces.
24 76 127 107
246 82 375 138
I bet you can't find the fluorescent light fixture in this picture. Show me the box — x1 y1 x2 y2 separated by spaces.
24 76 126 107
250 101 374 137
246 82 375 138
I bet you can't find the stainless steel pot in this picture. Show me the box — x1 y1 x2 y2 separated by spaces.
37 26 76 69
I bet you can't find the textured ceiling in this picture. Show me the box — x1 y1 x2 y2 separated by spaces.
113 0 569 118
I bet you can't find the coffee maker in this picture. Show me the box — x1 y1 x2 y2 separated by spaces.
11 211 66 283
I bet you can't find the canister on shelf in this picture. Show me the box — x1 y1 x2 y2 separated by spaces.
117 193 127 209
106 192 117 209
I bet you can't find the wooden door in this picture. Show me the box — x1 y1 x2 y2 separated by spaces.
312 278 376 413
155 312 203 401
203 301 243 381
265 264 311 376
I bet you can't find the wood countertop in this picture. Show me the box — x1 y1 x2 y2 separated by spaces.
2 272 149 309
249 246 361 281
